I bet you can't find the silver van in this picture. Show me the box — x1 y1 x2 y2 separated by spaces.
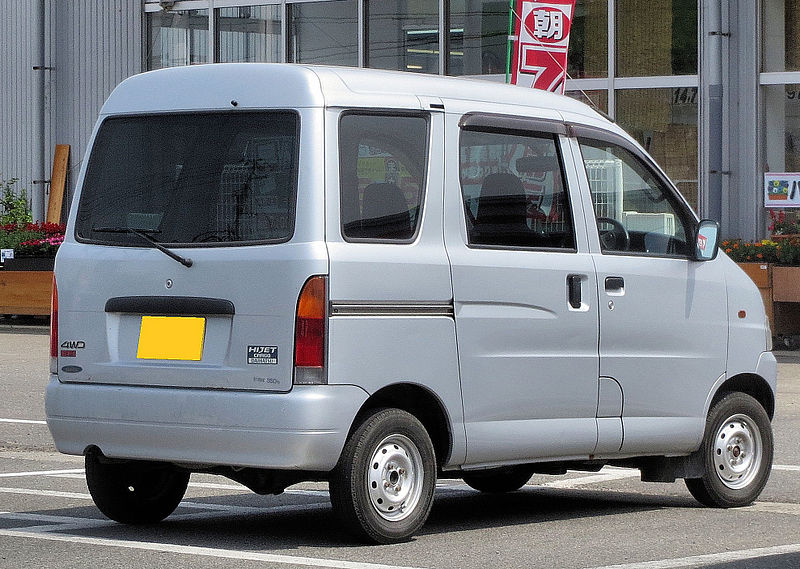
46 63 777 544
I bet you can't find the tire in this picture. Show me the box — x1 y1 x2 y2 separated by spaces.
85 451 190 524
684 392 773 508
329 408 437 544
462 466 533 493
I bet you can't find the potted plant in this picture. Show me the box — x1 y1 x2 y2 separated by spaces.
1 176 65 270
769 209 800 240
0 175 64 316
772 236 800 302
1 223 65 271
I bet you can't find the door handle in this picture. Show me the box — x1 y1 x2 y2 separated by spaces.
605 276 625 292
567 274 582 309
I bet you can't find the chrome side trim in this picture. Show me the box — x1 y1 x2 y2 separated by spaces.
330 303 455 318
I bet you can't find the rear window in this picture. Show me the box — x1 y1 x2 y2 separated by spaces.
76 111 299 246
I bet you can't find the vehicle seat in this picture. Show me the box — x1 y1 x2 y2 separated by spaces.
472 173 530 246
357 182 412 239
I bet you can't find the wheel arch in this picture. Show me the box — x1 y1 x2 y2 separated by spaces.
349 383 453 468
709 373 775 420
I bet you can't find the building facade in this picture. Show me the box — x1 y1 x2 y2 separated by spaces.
1 0 798 240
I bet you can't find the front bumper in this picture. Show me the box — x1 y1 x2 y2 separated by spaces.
46 376 369 471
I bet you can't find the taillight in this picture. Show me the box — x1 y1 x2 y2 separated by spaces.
294 276 326 384
50 277 58 374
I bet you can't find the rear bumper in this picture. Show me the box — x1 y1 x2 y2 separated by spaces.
45 376 368 471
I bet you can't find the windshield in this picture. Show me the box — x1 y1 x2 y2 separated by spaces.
76 111 299 246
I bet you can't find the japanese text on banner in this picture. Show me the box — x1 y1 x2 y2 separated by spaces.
510 0 576 94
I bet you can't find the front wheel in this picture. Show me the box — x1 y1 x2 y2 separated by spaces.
85 451 190 524
685 392 773 508
329 408 436 544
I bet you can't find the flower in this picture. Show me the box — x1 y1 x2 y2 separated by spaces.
0 222 65 259
722 239 779 263
769 209 800 236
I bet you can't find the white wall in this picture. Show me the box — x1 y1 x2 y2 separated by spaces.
0 0 142 221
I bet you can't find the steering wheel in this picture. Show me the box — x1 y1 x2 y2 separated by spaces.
596 217 630 251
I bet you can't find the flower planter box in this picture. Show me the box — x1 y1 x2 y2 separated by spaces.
772 266 800 302
2 257 55 271
737 262 774 331
0 270 53 316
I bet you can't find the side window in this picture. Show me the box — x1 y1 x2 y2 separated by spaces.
578 138 692 257
459 129 575 249
339 113 428 241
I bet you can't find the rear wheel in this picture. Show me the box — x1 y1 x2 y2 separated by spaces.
329 408 436 544
462 466 533 493
85 451 189 524
684 392 773 508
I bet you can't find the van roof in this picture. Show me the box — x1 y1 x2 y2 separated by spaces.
101 63 606 123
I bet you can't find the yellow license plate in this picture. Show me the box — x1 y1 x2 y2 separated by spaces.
136 316 206 361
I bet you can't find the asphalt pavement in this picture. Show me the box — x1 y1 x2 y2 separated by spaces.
1 325 799 569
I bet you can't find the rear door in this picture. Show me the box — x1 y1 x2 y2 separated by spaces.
56 109 326 393
444 113 601 465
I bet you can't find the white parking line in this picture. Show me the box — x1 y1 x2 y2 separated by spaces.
747 501 800 516
0 469 84 478
582 543 800 569
540 469 640 488
0 528 428 569
0 487 91 500
0 418 47 425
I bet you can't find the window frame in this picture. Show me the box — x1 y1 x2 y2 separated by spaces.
571 124 699 260
337 109 431 245
458 116 579 253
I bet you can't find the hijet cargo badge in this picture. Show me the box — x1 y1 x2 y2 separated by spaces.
248 345 278 365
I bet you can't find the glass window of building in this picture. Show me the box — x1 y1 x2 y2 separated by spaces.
565 90 608 114
762 0 800 72
763 84 800 173
615 0 697 77
217 5 282 63
567 0 608 79
449 0 509 77
615 88 698 209
367 0 439 73
290 0 358 66
147 9 209 70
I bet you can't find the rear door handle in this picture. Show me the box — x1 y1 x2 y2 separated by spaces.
605 276 625 292
567 274 582 309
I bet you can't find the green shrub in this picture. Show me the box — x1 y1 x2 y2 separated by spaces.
0 176 33 225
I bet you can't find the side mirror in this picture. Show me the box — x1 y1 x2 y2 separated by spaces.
694 219 720 261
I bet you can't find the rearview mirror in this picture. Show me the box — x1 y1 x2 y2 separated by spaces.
694 219 720 261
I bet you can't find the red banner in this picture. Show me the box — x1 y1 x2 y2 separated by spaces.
510 0 576 94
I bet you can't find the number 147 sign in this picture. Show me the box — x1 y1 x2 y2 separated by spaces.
511 0 577 93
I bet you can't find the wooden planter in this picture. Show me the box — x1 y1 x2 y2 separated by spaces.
772 266 800 302
0 270 53 316
772 266 800 337
2 257 55 271
737 262 774 330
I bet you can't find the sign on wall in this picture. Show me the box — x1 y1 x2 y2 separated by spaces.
510 0 576 94
765 173 800 208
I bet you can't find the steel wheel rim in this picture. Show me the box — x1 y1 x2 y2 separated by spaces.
366 434 424 522
713 413 763 489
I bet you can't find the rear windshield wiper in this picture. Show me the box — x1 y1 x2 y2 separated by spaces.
92 227 193 268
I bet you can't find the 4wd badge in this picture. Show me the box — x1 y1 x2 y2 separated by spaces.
248 345 278 365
